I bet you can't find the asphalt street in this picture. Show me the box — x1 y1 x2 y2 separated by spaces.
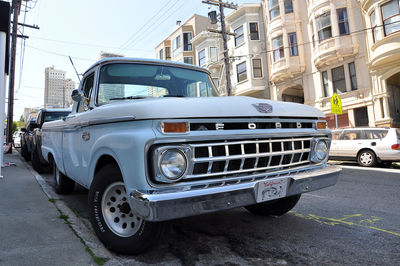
39 162 400 265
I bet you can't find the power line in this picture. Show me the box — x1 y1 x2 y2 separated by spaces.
119 0 186 52
115 0 181 53
22 43 96 62
133 1 203 50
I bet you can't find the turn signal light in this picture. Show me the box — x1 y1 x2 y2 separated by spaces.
316 121 327 130
392 144 400 150
162 122 187 133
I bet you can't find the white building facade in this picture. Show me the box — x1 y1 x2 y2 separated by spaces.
44 66 75 108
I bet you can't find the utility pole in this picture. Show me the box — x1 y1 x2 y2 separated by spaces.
5 0 21 152
6 0 39 152
202 0 237 96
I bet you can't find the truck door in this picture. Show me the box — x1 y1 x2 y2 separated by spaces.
63 73 95 186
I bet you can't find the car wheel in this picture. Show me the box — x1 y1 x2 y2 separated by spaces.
21 143 31 161
88 164 163 254
31 145 43 174
53 161 75 194
245 194 301 216
357 150 376 167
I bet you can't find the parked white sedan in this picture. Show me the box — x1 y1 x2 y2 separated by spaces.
13 131 22 148
329 128 400 167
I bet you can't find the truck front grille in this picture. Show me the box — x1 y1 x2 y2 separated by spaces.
184 137 311 181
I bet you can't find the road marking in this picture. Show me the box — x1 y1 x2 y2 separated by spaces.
302 193 329 199
337 165 400 174
290 211 400 237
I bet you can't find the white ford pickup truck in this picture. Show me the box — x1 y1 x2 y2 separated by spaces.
41 58 341 254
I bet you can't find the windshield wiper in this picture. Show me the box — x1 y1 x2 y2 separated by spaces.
163 95 185 97
110 96 147 100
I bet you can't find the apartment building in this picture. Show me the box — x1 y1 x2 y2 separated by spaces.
155 14 214 64
262 0 374 128
226 3 270 98
359 0 400 128
44 66 76 108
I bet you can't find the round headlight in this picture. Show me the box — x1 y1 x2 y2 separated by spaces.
314 140 328 162
160 149 187 180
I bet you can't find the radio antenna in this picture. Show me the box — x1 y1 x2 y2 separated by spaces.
69 56 81 83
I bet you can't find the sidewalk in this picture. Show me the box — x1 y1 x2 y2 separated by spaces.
0 151 94 265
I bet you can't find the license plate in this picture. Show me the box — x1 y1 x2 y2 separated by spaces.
255 178 288 203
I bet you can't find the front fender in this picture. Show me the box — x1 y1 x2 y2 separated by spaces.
86 121 156 191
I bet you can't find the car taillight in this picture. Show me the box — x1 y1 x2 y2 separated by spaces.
392 144 400 150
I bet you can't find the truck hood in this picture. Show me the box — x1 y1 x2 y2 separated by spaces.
92 96 324 120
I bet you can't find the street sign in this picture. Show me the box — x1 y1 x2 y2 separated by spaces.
330 93 342 115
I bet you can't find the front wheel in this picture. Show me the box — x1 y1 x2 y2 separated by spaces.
357 150 376 167
53 161 75 194
245 194 301 216
88 164 163 254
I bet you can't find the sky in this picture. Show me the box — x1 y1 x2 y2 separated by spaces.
5 0 259 121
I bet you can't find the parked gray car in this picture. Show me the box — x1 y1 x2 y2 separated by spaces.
329 128 400 167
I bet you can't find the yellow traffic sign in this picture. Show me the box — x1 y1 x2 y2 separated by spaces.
330 93 342 115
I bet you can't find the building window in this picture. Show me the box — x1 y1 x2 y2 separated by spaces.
198 49 206 66
332 65 346 93
284 0 293 14
183 32 192 51
269 0 280 20
310 21 315 48
272 35 284 61
252 59 262 78
381 0 400 36
165 47 171 59
348 62 357 91
249 22 259 40
236 61 247 82
337 8 349 35
210 47 218 62
288 32 298 56
172 35 181 57
322 71 329 97
234 25 244 46
317 12 332 42
184 56 193 65
370 11 379 42
158 49 163 60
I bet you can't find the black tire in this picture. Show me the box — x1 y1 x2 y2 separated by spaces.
21 143 31 161
245 194 301 216
31 144 43 174
53 161 75 194
357 150 376 167
88 164 163 254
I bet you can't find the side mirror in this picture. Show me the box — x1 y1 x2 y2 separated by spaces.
72 89 83 102
21 128 27 133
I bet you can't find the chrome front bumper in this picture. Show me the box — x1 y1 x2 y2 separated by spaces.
129 164 341 222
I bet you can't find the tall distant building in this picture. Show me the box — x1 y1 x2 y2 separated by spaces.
44 66 75 108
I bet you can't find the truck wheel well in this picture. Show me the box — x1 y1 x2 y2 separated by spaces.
95 155 119 174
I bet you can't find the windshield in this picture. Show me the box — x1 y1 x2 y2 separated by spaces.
44 112 70 122
97 63 219 105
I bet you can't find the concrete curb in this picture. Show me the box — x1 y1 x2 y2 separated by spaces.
19 153 122 266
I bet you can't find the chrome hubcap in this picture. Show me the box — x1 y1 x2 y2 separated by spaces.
360 152 372 165
101 182 143 237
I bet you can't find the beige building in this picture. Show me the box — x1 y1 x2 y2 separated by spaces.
262 0 374 128
155 14 214 65
261 0 400 128
44 66 76 108
359 0 400 128
226 3 270 98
